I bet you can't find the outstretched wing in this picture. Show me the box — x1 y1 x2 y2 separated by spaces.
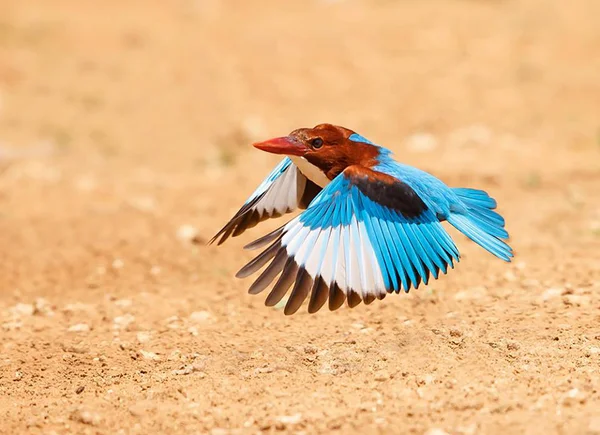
210 157 321 245
236 165 461 315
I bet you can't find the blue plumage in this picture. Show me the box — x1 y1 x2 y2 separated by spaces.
373 155 513 263
213 123 513 314
296 166 465 293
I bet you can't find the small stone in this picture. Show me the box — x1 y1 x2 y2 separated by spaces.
63 345 89 354
304 345 318 354
457 423 478 435
136 331 152 343
454 286 487 300
515 261 527 271
113 314 135 330
562 388 587 406
2 320 23 331
449 329 462 337
419 374 435 385
68 323 90 333
243 418 255 428
275 413 302 425
563 294 591 306
76 386 85 394
34 298 54 316
374 370 390 381
112 259 124 269
189 311 214 323
128 403 147 417
540 287 563 302
11 303 34 317
70 409 101 426
374 417 387 426
177 224 199 242
14 370 23 381
506 341 520 351
173 363 205 376
139 350 160 361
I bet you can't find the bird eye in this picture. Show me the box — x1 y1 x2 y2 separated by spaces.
311 138 324 149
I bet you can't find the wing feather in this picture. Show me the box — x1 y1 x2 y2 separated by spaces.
236 165 461 314
210 158 321 245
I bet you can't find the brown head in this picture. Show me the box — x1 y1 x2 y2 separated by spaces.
253 123 381 181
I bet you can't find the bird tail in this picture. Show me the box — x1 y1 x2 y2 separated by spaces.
447 188 513 262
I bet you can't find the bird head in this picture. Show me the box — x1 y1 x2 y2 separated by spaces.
252 124 382 181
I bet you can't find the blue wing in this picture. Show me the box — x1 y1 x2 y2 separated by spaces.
236 165 461 315
375 159 513 262
210 158 321 245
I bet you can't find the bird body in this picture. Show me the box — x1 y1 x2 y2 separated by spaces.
210 124 513 315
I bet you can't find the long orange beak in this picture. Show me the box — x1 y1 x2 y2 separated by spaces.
252 136 308 156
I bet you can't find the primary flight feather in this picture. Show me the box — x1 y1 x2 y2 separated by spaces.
210 123 513 315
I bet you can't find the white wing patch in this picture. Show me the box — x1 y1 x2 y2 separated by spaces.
256 163 304 216
210 158 321 245
281 216 387 303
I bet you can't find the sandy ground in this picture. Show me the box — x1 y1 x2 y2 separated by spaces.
1 0 600 433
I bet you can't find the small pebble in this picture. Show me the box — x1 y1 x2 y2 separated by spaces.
189 311 214 323
113 314 135 330
70 409 101 426
112 259 124 269
139 350 160 361
136 331 152 343
275 413 302 425
11 303 34 317
507 341 520 351
173 363 205 376
374 370 390 382
449 329 462 337
540 287 563 302
68 323 90 333
562 388 587 406
177 224 199 242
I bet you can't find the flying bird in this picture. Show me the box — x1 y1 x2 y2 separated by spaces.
210 124 513 315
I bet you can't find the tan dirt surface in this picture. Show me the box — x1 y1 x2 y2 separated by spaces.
1 0 600 433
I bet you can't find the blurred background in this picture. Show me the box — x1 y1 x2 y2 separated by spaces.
1 0 599 433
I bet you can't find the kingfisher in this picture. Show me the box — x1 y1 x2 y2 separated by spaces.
210 124 513 315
